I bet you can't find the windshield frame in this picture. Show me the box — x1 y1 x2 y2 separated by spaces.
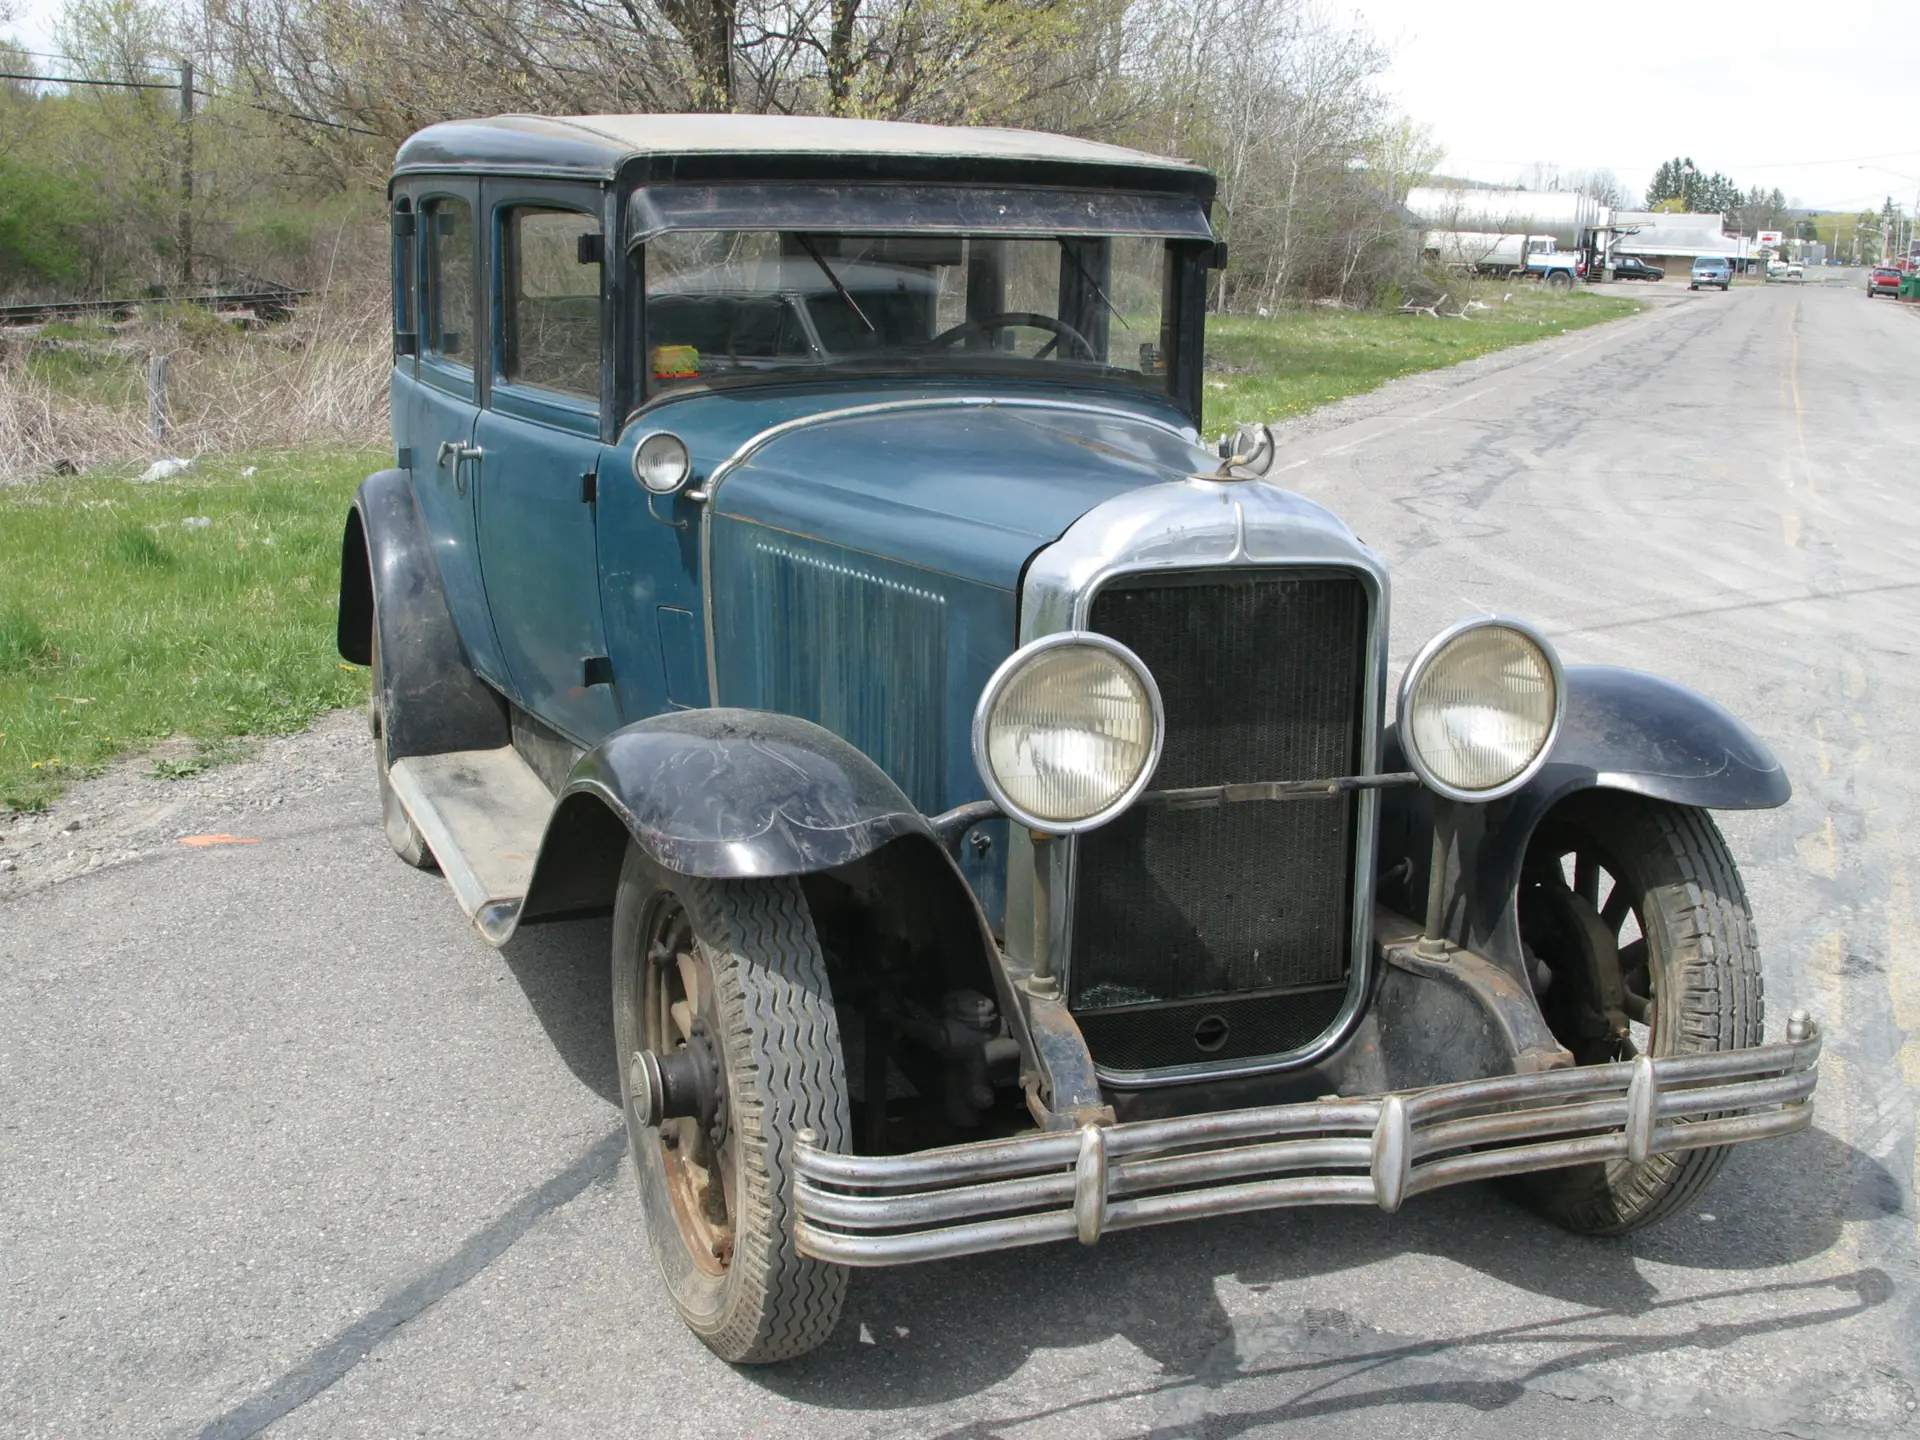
623 189 1219 423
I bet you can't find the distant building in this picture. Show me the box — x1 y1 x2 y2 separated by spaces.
1611 211 1753 273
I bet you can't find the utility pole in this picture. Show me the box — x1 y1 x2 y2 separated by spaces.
178 60 193 289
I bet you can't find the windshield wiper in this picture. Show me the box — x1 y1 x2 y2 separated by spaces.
793 234 875 334
1057 239 1131 333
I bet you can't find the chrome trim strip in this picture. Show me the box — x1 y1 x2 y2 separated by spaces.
792 1019 1823 1266
1010 480 1392 1088
695 396 1199 706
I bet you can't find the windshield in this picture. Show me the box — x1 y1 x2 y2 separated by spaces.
1694 258 1724 269
641 231 1170 396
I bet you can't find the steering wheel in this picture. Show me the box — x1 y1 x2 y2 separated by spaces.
927 311 1096 362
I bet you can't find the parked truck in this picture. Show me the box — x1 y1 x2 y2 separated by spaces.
1419 229 1586 288
1409 186 1609 289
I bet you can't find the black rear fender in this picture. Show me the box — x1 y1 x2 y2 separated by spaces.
339 468 507 761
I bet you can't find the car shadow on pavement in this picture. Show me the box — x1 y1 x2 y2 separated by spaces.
498 916 621 1106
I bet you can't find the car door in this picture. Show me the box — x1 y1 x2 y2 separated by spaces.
473 182 622 745
401 181 511 690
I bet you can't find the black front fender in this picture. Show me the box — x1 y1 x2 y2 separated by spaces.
518 709 936 925
1380 664 1789 979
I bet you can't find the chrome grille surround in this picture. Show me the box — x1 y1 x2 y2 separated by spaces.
1012 477 1391 1088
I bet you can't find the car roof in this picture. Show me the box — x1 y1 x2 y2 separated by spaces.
393 113 1214 197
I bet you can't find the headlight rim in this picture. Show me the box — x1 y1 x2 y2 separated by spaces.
1397 614 1565 803
633 430 692 495
971 630 1165 836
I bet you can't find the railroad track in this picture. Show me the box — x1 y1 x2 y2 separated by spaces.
0 289 307 328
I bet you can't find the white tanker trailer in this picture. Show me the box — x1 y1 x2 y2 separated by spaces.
1408 186 1616 285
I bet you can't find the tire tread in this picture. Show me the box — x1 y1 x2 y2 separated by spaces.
1518 797 1763 1235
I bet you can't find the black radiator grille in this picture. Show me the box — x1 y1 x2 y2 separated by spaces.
1070 572 1369 1066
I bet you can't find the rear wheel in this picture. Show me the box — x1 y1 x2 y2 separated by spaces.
612 847 850 1363
368 615 434 869
1511 793 1763 1234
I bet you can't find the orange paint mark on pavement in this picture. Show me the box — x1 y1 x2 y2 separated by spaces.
178 834 262 847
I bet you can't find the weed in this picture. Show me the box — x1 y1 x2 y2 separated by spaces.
150 736 252 780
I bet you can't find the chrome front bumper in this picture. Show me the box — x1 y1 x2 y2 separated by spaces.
793 1016 1821 1266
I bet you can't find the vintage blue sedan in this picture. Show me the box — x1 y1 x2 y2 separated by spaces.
338 113 1821 1364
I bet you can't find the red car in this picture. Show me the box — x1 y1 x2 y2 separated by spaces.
1867 266 1902 297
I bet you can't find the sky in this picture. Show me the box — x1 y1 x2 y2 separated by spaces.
6 0 1915 214
1343 0 1918 214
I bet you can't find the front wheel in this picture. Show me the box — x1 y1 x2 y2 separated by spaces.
612 848 850 1363
1511 794 1763 1234
1546 271 1573 292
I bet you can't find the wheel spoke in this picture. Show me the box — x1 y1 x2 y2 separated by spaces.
1574 853 1600 906
1618 937 1648 976
1601 885 1633 935
670 999 694 1042
675 951 703 1017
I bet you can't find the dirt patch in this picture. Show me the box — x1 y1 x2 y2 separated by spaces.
0 707 368 902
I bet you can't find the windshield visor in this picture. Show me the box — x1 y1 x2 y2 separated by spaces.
640 231 1174 396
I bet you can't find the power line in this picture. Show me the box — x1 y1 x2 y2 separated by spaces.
0 68 181 90
0 69 382 134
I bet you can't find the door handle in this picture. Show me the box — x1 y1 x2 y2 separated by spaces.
435 441 483 496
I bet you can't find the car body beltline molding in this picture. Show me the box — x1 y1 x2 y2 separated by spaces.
793 1015 1821 1265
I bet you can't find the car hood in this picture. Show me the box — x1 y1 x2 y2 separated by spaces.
707 401 1221 589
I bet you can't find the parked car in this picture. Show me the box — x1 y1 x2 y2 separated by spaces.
340 112 1824 1364
1690 256 1732 290
1610 255 1664 281
1786 260 1803 279
1868 266 1903 297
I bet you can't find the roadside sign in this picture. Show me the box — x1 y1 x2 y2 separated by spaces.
1757 230 1784 248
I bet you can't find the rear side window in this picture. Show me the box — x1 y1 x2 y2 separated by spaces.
423 198 474 362
501 207 603 400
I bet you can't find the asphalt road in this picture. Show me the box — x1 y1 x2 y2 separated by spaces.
4 278 1918 1440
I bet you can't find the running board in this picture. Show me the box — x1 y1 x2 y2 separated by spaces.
386 747 555 943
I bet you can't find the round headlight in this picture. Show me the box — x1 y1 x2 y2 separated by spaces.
634 431 691 495
972 633 1163 834
1399 618 1563 802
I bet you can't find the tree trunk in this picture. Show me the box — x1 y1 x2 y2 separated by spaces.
659 0 737 110
827 0 859 115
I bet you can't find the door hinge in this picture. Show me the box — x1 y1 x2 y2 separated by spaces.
583 656 614 688
576 233 604 266
396 446 413 470
580 470 597 505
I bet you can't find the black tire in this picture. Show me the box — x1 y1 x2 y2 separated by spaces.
367 615 434 869
1511 794 1763 1235
1546 271 1573 292
612 846 850 1363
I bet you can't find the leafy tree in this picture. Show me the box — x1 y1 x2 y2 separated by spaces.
0 154 106 287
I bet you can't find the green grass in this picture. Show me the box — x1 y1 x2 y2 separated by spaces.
1200 289 1640 432
0 450 380 811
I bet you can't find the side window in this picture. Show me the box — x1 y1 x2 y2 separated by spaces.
391 200 415 348
424 197 474 363
502 207 603 400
